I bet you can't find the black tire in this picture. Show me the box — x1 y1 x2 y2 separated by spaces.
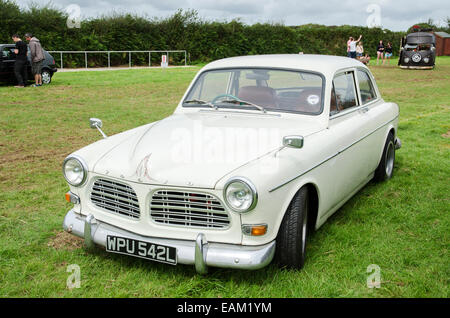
374 132 395 182
41 69 52 84
276 186 309 269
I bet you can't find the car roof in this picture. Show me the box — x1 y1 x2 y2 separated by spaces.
201 54 366 77
406 32 435 43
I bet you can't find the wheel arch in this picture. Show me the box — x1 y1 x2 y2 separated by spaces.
375 125 396 168
41 67 53 75
274 181 320 237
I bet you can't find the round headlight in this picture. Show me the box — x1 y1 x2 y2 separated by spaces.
63 156 88 186
423 57 429 63
404 57 410 63
224 177 257 213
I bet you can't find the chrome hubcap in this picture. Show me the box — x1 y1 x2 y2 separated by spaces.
42 72 50 84
385 141 395 177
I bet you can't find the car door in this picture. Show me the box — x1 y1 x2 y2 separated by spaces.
1 46 17 77
354 67 390 173
327 69 376 204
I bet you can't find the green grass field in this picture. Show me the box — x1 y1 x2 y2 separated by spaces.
0 58 449 298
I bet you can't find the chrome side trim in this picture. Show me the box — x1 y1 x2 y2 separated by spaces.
63 209 275 273
269 116 399 192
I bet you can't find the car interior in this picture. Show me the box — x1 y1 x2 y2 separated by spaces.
232 70 323 113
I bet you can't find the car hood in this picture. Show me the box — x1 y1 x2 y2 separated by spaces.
90 111 324 189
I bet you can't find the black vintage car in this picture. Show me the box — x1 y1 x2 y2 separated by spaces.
0 43 57 84
398 31 436 69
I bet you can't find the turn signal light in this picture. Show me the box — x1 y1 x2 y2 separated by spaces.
242 224 267 236
65 191 80 204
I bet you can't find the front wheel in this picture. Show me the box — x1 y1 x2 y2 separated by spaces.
374 132 395 182
276 186 309 269
41 69 52 84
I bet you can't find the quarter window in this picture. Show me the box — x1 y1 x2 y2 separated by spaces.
332 72 358 112
357 70 377 104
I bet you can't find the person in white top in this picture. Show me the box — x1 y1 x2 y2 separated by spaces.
348 34 362 59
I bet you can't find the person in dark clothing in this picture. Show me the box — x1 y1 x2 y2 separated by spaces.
376 40 384 65
12 34 28 87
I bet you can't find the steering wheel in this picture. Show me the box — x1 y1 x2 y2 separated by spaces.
211 94 240 104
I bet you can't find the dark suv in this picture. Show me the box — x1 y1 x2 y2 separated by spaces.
0 44 57 84
398 31 436 69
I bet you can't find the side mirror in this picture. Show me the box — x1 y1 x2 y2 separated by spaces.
89 117 107 139
283 135 304 149
90 117 102 129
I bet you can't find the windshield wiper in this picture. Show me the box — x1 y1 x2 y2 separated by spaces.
216 99 266 113
183 99 217 110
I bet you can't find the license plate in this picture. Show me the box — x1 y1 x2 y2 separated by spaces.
106 235 177 265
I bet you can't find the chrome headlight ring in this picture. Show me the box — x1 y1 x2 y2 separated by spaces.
62 155 88 187
223 177 258 213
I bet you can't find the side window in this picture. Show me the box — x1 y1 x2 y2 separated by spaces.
357 70 377 104
332 72 358 112
2 47 13 59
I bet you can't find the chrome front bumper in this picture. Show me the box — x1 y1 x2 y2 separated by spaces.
63 209 275 274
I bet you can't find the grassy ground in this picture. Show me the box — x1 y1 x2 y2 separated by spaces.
0 58 448 298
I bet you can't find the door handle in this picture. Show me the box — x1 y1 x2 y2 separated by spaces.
360 106 369 113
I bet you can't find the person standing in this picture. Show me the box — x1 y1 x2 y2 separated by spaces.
376 40 384 65
11 34 28 88
348 35 362 59
383 42 393 65
356 42 364 58
25 33 45 87
346 37 352 57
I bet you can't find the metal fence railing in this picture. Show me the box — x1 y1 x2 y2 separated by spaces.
47 50 188 69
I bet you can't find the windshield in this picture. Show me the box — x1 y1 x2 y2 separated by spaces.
405 43 432 51
183 68 324 115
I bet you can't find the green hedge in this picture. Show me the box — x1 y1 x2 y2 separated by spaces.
3 0 439 67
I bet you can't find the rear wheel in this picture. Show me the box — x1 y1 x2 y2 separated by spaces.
41 69 52 84
374 132 395 182
276 186 309 269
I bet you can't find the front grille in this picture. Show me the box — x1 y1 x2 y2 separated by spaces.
150 190 230 229
90 179 140 219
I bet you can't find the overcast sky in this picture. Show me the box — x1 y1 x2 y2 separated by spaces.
23 0 449 31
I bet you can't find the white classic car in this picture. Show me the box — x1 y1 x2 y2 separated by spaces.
62 54 401 273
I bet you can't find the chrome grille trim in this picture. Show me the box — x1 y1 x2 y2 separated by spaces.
90 178 140 219
150 190 230 229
